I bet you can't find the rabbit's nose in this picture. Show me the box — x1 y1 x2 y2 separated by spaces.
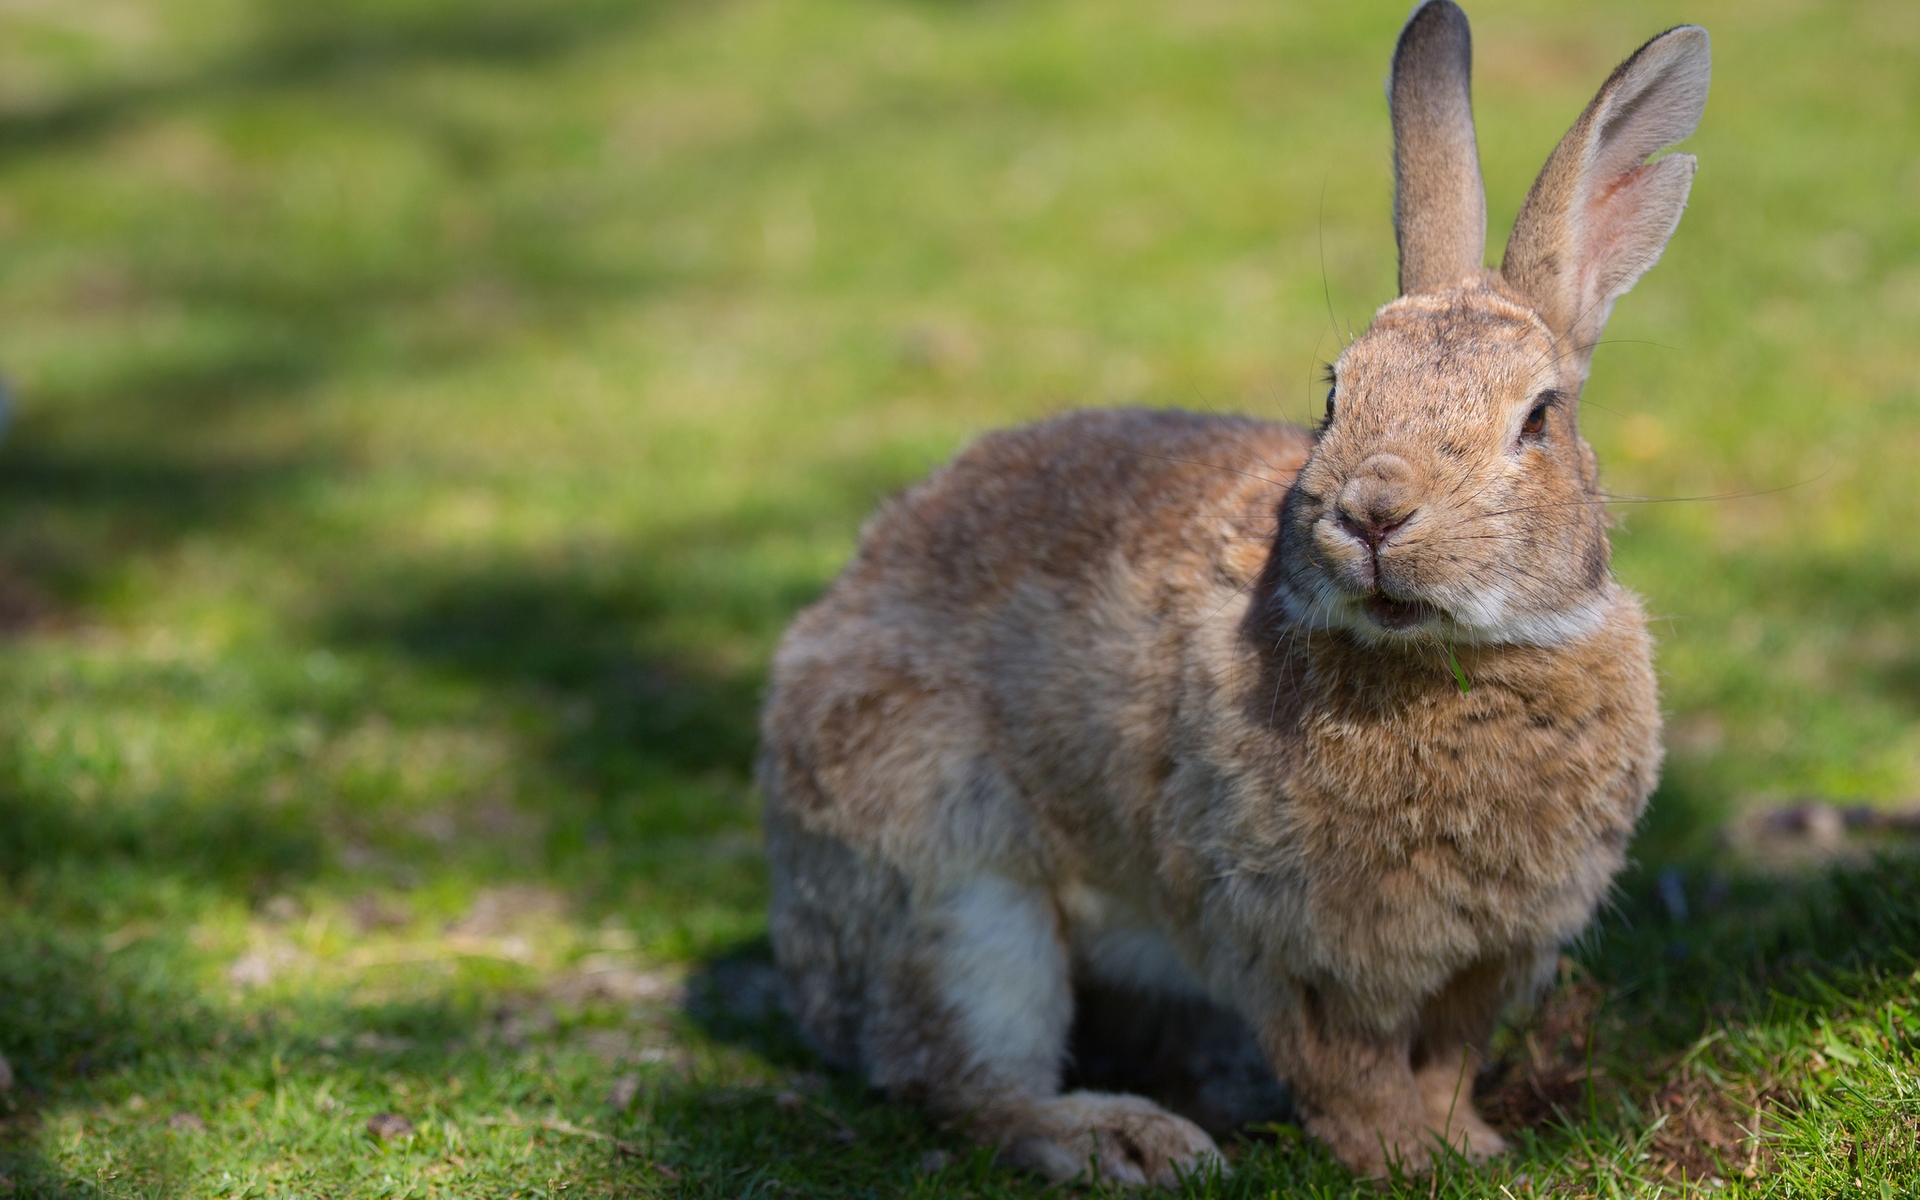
1336 454 1419 550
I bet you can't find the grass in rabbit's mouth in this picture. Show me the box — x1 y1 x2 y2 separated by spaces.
0 0 1915 1196
1445 641 1471 694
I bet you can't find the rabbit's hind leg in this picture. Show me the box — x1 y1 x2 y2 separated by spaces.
872 876 1224 1187
997 1091 1228 1188
764 804 913 1071
762 737 1221 1185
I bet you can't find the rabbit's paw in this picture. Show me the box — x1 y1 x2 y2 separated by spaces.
998 1092 1225 1188
1416 1050 1509 1162
1306 1113 1437 1179
1425 1109 1507 1162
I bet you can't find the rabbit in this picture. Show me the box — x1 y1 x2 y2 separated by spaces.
759 0 1706 1184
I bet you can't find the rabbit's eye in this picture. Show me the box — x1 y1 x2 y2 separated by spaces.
1521 390 1560 439
1315 366 1338 433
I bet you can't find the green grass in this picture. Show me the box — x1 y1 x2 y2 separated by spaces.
0 0 1915 1194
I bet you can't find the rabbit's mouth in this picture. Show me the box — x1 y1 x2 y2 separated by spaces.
1364 593 1435 631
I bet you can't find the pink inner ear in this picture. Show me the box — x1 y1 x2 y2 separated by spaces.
1575 161 1665 321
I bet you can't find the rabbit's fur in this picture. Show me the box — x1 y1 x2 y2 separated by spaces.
761 1 1706 1184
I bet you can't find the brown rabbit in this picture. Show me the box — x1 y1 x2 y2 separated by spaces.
760 1 1707 1184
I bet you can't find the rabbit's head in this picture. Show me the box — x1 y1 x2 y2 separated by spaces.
1274 2 1708 647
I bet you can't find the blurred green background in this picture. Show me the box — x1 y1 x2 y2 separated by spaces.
0 0 1914 1195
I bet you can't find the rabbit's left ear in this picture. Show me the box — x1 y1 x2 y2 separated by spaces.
1391 0 1487 296
1502 26 1710 377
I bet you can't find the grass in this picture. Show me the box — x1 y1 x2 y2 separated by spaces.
0 0 1914 1194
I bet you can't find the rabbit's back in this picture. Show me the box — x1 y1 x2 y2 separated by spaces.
828 408 1305 627
762 408 1312 872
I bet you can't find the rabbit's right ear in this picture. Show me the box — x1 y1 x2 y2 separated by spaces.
1391 0 1486 296
1501 26 1710 378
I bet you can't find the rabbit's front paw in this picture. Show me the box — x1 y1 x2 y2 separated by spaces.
1430 1111 1508 1161
1415 1047 1509 1162
1306 1112 1437 1178
1309 1109 1505 1179
1419 1093 1508 1162
998 1091 1225 1188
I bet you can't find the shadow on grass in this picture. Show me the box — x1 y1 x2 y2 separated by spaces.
329 563 766 795
682 936 817 1071
0 439 319 612
0 0 716 617
0 439 900 915
0 526 802 904
1780 558 1920 717
1588 850 1920 1039
0 0 677 161
0 933 938 1197
313 459 910 875
0 914 221 1197
319 551 774 905
1590 549 1920 1046
0 966 672 1197
0 429 337 897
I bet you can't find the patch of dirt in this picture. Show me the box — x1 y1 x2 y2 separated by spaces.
349 893 412 933
489 1003 558 1049
1723 799 1920 871
450 885 567 937
366 1112 415 1140
1480 976 1784 1185
547 959 682 1009
226 941 306 990
258 895 304 924
575 1028 636 1064
0 572 51 636
350 1032 415 1055
1478 978 1605 1131
1643 1060 1782 1184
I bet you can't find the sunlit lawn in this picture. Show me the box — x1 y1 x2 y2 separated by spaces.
0 0 1916 1195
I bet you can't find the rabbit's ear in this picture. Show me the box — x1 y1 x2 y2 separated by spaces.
1501 26 1710 375
1390 0 1486 296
